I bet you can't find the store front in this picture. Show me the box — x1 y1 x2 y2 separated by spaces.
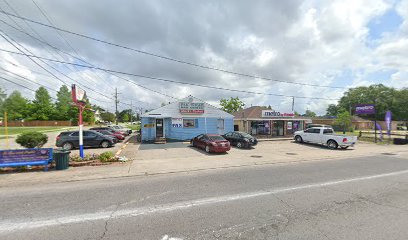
141 96 234 142
233 106 310 138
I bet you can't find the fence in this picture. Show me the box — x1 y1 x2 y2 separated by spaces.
3 121 73 127
358 130 408 144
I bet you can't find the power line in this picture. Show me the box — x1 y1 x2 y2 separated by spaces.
0 75 58 101
0 48 341 101
0 18 177 100
0 9 348 90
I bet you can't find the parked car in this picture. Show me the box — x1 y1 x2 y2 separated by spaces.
89 127 127 138
56 130 116 150
222 131 258 148
190 134 231 153
294 127 357 149
95 130 125 141
108 125 132 135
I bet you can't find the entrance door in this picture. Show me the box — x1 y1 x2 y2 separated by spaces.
156 119 163 138
273 121 284 136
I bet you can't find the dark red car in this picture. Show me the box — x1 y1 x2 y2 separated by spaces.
94 130 125 141
191 134 231 153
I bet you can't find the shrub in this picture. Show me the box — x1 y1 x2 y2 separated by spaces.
16 131 48 148
99 151 116 162
70 154 98 162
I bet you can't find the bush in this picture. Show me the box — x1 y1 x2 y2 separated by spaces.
70 154 98 162
15 131 48 148
99 151 116 162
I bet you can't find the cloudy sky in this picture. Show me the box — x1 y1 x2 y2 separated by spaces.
0 0 406 114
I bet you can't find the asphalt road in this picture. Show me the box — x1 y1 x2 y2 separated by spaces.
1 154 408 240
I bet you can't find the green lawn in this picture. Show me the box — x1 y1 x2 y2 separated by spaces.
125 124 141 131
0 126 73 135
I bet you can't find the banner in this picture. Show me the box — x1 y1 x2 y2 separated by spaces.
385 111 392 136
375 122 383 142
0 149 52 165
355 104 375 115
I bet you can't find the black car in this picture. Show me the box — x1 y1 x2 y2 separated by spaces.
56 130 116 150
222 131 258 148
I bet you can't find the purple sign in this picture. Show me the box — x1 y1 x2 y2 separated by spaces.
375 122 383 142
385 111 392 136
355 104 376 115
0 149 52 165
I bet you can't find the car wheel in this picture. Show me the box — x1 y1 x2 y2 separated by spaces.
191 140 195 147
62 142 73 150
295 135 303 143
236 142 243 148
327 140 338 150
340 146 349 149
101 141 110 148
205 145 210 153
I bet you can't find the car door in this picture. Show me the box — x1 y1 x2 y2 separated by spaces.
223 132 233 143
194 134 204 148
309 128 321 143
83 131 99 147
198 135 208 149
232 132 241 146
302 129 312 142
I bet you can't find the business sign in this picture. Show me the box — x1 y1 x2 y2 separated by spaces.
262 110 294 118
172 118 183 128
375 122 383 141
179 99 204 114
143 123 154 128
0 149 52 165
71 84 87 103
385 111 392 136
355 104 375 115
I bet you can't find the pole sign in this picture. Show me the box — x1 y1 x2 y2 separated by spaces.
385 111 392 136
71 84 86 158
355 104 375 115
262 110 294 118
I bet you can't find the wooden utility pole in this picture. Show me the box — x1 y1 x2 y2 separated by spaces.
4 111 9 149
114 88 119 125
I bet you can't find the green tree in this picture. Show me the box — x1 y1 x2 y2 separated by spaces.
303 110 317 118
55 85 76 120
326 104 339 117
2 90 29 120
0 87 6 118
335 110 352 134
30 87 55 120
220 97 245 113
100 111 116 122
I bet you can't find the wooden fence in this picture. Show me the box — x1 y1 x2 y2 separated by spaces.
3 120 73 127
358 130 408 144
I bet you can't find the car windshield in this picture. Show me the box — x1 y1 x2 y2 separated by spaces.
208 136 225 141
239 132 252 138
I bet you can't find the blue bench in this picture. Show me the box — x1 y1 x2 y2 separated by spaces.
0 148 53 171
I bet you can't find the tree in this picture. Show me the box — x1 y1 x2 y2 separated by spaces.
0 87 6 118
30 87 55 120
303 110 317 118
2 91 29 120
335 110 352 134
100 111 116 122
220 97 245 113
326 104 339 117
55 85 76 120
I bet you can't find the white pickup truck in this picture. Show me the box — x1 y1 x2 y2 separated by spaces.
294 127 357 149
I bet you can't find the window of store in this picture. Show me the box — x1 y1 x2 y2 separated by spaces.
183 119 196 128
251 121 271 135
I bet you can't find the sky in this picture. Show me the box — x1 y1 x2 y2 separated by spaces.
0 0 406 115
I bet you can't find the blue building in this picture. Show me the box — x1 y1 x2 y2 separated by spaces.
141 96 234 142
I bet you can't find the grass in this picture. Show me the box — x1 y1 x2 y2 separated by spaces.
0 126 73 135
125 124 141 131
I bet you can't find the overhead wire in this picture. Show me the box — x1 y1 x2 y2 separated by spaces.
0 9 348 90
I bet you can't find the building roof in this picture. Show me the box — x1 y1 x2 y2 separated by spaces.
141 95 234 119
233 106 311 121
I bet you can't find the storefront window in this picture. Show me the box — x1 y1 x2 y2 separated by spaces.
251 121 271 135
272 121 284 136
183 119 196 128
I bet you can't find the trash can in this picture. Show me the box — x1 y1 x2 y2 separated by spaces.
53 149 71 170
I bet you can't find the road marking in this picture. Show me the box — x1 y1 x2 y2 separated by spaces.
1 169 408 233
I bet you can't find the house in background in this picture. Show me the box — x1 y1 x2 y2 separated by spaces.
141 96 234 142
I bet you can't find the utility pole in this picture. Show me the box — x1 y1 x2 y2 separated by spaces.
130 100 133 124
292 96 295 112
114 88 119 125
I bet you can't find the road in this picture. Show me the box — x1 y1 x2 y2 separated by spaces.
1 154 408 239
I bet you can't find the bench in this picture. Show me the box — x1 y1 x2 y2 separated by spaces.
0 148 53 171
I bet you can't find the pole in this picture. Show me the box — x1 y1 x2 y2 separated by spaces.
130 100 133 124
4 111 9 149
374 99 377 143
115 88 119 125
292 96 295 112
79 106 84 158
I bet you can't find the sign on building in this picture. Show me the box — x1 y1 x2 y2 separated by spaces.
355 104 375 115
179 98 204 114
262 110 294 118
172 118 183 128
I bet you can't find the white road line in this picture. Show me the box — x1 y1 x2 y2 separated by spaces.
1 169 408 233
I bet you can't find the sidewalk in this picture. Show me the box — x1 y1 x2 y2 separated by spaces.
1 141 407 188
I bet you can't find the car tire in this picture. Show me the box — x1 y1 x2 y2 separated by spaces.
62 142 74 150
327 140 338 150
340 146 349 149
295 135 303 143
237 142 243 148
205 145 210 153
101 140 110 148
191 140 195 147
